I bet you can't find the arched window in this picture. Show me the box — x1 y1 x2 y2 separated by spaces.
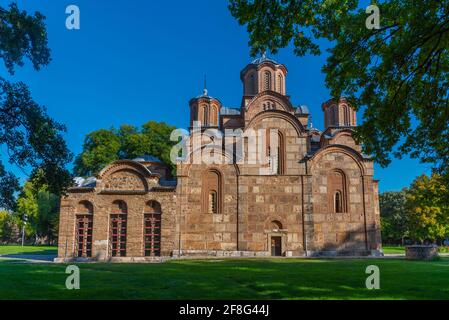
144 200 161 257
202 169 222 214
266 129 285 174
329 105 336 126
328 170 347 213
210 105 217 126
110 200 128 257
343 105 350 126
191 105 197 122
335 191 342 213
201 105 208 126
265 128 272 169
263 71 271 91
247 73 256 95
76 201 93 258
277 131 285 174
277 74 283 94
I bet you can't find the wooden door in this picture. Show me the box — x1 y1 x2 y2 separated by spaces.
271 236 282 256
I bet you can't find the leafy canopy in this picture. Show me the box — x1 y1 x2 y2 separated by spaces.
406 173 449 242
16 180 59 243
379 190 409 243
229 0 449 183
74 121 177 177
0 3 72 209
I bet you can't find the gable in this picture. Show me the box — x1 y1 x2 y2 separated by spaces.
102 169 148 192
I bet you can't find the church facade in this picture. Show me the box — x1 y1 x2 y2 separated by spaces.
56 56 382 262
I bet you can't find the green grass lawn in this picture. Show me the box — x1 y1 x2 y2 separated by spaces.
0 245 57 256
1 257 449 300
382 246 406 254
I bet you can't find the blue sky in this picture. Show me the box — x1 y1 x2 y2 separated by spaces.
1 0 431 191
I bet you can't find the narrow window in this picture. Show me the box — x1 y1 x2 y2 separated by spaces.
211 106 217 126
209 191 217 214
267 129 285 174
277 131 285 174
277 74 283 94
330 106 336 125
328 170 347 213
265 128 272 171
267 146 272 169
263 71 271 91
202 170 222 214
343 105 350 126
247 74 256 94
335 191 342 213
202 106 208 126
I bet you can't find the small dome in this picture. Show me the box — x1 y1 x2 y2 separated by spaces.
295 105 309 115
133 155 162 163
73 177 96 188
250 54 279 65
220 107 241 115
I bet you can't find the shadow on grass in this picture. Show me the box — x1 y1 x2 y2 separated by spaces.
0 252 56 261
1 258 449 300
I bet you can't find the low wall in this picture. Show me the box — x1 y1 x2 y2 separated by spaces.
405 245 438 260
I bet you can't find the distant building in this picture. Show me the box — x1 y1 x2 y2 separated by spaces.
56 55 382 261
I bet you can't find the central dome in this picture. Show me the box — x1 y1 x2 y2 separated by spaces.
250 53 280 65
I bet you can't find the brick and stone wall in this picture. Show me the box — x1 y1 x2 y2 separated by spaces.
57 58 383 261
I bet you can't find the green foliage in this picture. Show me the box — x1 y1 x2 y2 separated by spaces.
405 173 449 242
74 121 177 177
229 0 449 185
0 3 51 74
74 129 121 176
0 210 17 242
0 3 72 208
379 190 409 244
0 163 19 211
15 181 59 244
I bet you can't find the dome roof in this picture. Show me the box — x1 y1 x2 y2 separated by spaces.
220 107 241 115
73 177 96 188
295 105 309 115
133 155 162 163
250 53 279 66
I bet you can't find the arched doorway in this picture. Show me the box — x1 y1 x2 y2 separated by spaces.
269 220 283 256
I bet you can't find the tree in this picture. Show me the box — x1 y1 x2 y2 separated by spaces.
15 180 59 244
0 3 73 206
379 190 409 245
141 121 178 171
0 210 18 243
36 190 59 244
229 0 449 188
74 129 121 176
406 173 449 243
74 121 177 177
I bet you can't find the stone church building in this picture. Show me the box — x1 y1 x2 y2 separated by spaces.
56 56 382 261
